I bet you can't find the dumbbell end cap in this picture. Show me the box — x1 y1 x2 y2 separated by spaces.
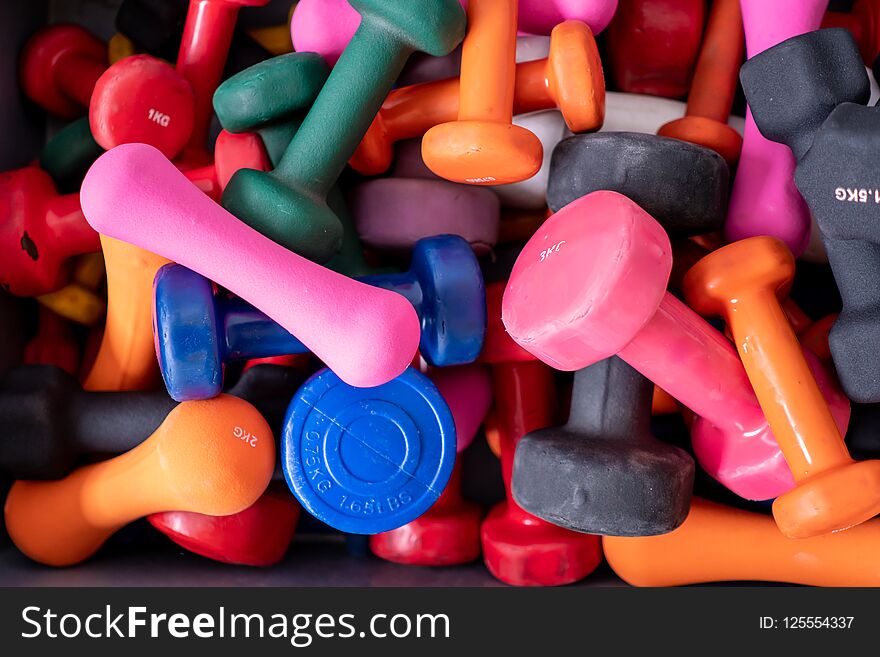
282 367 455 534
513 432 695 536
221 169 343 264
410 235 486 366
422 121 544 185
480 502 603 586
683 236 795 316
772 459 880 538
502 191 672 371
657 116 742 168
153 264 223 402
148 489 299 567
369 503 482 566
349 116 393 176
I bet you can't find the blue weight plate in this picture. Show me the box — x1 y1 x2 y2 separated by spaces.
281 367 455 534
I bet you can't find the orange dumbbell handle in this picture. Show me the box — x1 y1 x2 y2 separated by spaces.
458 0 518 123
81 236 169 392
715 272 851 481
685 0 744 123
604 497 880 587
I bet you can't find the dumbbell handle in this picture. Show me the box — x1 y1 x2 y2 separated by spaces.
176 0 269 157
684 0 742 124
725 0 827 254
81 144 419 388
491 361 558 526
353 54 566 174
617 292 765 434
604 497 880 587
53 52 106 110
275 17 420 196
220 271 421 360
563 357 652 439
41 192 101 259
457 0 517 124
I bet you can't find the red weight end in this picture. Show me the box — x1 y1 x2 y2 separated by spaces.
478 282 537 365
480 502 603 586
89 55 195 160
369 502 482 566
19 24 106 118
148 488 300 567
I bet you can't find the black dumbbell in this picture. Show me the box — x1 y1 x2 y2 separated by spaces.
0 363 304 479
547 132 729 236
512 356 694 537
116 0 271 77
741 29 879 402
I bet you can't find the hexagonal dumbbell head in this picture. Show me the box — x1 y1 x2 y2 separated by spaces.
213 52 329 134
513 356 694 536
797 103 880 403
741 28 870 160
548 132 729 236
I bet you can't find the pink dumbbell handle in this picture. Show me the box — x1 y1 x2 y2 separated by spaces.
725 0 829 255
618 292 766 433
80 144 420 388
518 0 618 35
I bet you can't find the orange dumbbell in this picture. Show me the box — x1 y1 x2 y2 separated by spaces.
354 20 603 176
4 394 274 566
683 237 880 539
605 497 880 586
422 0 543 185
657 0 744 167
82 130 269 392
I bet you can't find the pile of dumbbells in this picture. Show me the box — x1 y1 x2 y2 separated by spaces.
1 0 880 587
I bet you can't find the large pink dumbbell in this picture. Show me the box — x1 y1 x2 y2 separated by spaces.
501 191 849 501
724 0 828 256
291 0 616 65
80 144 420 388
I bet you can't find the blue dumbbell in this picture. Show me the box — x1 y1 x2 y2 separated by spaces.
154 234 486 401
282 366 455 534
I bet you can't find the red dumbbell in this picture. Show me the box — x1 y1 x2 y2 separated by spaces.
370 364 493 566
23 306 81 376
604 0 705 98
0 165 99 297
479 282 602 586
148 485 300 567
19 24 107 119
88 1 268 162
175 0 271 163
822 0 880 63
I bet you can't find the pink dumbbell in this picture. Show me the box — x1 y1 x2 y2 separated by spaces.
291 0 616 66
80 143 420 389
724 0 828 256
500 191 849 501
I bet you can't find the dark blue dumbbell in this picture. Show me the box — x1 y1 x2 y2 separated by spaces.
154 234 486 401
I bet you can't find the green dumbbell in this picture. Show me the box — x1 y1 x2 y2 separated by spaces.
220 0 467 263
40 118 104 194
214 53 374 278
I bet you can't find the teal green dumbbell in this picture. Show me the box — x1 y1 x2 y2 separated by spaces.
214 52 321 168
215 53 374 278
220 0 467 263
40 118 104 194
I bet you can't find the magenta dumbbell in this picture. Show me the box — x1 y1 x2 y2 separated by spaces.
500 191 849 501
80 143 420 389
724 0 828 256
